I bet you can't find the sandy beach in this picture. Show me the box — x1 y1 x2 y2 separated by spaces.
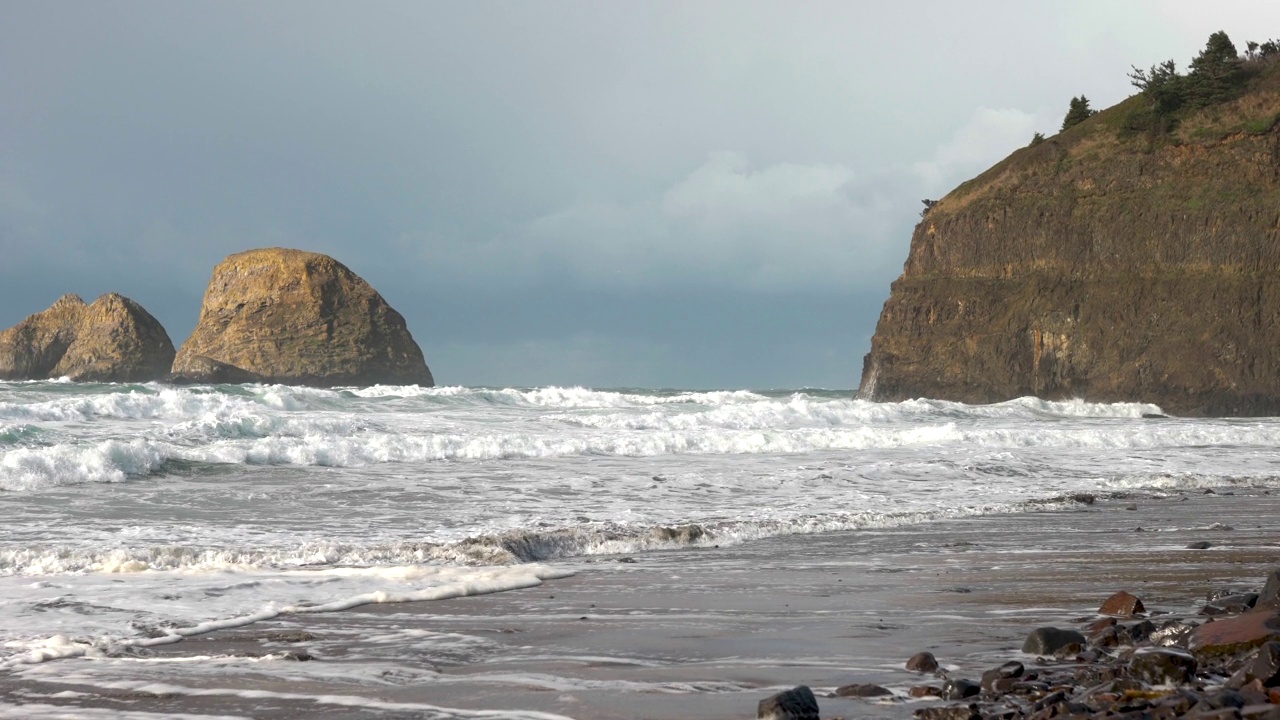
3 490 1276 719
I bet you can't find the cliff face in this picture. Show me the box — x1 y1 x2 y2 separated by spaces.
860 78 1280 415
171 248 434 387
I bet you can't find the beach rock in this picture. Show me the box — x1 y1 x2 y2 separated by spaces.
1152 620 1199 648
757 685 818 720
981 661 1025 692
834 682 892 698
1233 642 1280 688
913 705 980 720
1190 610 1280 657
1203 594 1260 616
0 293 175 382
1258 569 1280 610
171 248 433 387
906 651 939 672
1130 647 1198 684
908 685 942 698
940 678 981 700
1022 627 1087 655
1099 591 1145 617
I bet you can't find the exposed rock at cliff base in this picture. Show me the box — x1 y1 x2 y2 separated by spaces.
0 293 176 383
859 64 1280 416
171 248 434 387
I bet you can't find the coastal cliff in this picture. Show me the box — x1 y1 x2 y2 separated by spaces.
859 57 1280 416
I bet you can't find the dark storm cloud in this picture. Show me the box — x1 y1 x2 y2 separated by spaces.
2 1 1277 387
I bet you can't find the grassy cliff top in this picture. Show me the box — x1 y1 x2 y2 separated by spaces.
933 54 1280 217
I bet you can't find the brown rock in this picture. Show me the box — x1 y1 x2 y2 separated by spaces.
171 248 433 386
834 683 892 698
906 651 940 672
1130 647 1198 685
908 685 941 698
0 293 175 382
1100 591 1145 617
1190 610 1280 657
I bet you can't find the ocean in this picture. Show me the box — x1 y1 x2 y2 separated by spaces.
1 381 1277 718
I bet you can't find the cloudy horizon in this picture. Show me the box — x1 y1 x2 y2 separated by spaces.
4 2 1278 388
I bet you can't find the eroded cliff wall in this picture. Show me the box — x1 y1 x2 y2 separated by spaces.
860 81 1280 415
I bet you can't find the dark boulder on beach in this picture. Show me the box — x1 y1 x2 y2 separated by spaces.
857 67 1280 416
1022 627 1086 655
833 682 891 698
906 651 939 672
0 293 175 382
170 248 433 387
757 685 818 720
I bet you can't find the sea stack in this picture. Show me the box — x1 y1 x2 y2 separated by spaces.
0 293 176 383
170 248 434 387
860 66 1280 416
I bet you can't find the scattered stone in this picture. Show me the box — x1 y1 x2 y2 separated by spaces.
906 651 939 672
913 706 980 720
1130 647 1198 684
1234 642 1280 688
1203 594 1259 616
1150 620 1198 648
1258 569 1280 610
757 685 818 720
1100 590 1145 617
940 678 980 700
981 661 1024 692
1022 627 1087 655
908 685 942 698
834 683 892 698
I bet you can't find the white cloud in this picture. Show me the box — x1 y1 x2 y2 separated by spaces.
913 107 1040 192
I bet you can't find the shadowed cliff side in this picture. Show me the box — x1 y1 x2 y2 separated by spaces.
860 57 1280 416
171 248 434 387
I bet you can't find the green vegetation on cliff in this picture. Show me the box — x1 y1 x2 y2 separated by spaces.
862 33 1280 416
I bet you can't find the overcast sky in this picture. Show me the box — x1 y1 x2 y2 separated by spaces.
3 2 1277 389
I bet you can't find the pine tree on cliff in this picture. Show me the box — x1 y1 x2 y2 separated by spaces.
1060 96 1095 131
1187 30 1245 106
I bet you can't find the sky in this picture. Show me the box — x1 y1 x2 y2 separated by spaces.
3 2 1279 389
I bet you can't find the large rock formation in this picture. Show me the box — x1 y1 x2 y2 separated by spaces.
860 68 1280 416
171 248 433 386
0 293 176 382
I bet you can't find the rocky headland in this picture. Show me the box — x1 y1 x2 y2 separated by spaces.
860 43 1280 416
170 247 434 387
0 293 175 383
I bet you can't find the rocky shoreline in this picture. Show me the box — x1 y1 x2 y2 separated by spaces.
760 572 1280 719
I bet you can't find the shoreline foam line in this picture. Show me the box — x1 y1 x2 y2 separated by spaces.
1 565 575 670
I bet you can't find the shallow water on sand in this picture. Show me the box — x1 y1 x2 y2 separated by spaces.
2 382 1280 717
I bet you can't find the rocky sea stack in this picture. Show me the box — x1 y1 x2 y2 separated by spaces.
0 293 176 383
171 248 433 387
860 46 1280 416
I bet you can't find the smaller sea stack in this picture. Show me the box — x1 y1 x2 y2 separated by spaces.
0 293 176 383
171 247 433 387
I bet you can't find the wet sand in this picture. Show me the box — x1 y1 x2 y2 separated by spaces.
3 491 1277 719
